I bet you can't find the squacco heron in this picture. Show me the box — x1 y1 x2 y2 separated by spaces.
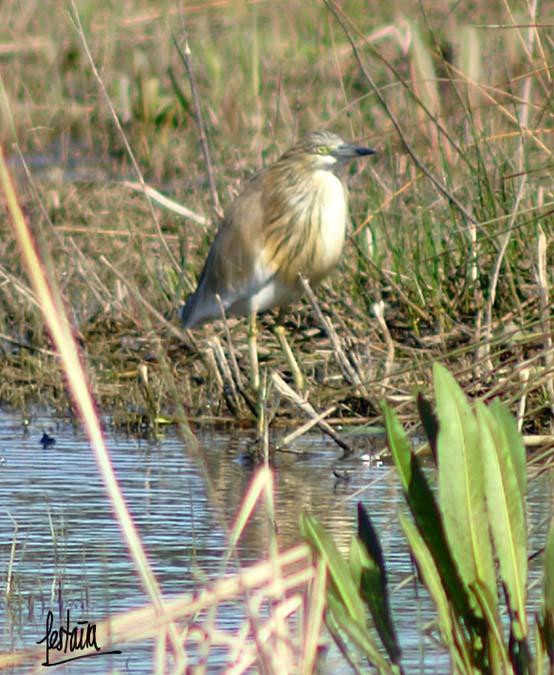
180 130 375 390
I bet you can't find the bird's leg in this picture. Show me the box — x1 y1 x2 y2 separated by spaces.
274 315 305 394
248 312 261 393
248 314 270 446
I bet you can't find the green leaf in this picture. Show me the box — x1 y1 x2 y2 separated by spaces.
491 399 527 499
434 363 496 610
354 503 401 664
357 502 386 577
299 512 367 621
535 618 545 675
382 400 413 490
417 391 438 463
509 629 532 675
471 580 512 674
539 519 554 664
476 399 528 640
327 593 396 675
399 512 473 674
382 399 474 624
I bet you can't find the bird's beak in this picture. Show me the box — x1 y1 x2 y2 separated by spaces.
334 143 376 159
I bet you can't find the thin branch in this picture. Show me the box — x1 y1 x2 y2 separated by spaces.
67 1 180 273
324 0 478 226
173 33 222 218
271 371 353 457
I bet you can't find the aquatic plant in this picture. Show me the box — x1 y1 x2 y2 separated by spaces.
302 363 554 674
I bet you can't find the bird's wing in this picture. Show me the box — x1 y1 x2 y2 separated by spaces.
194 173 274 307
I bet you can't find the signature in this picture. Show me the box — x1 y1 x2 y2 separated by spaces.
37 609 121 667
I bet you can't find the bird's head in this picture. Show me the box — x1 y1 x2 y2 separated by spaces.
281 130 375 171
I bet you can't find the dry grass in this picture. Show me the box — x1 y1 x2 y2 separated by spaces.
1 3 554 432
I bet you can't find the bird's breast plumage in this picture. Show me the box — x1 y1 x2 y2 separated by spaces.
261 167 348 287
308 169 347 280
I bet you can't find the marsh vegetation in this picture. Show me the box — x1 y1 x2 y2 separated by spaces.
2 0 554 672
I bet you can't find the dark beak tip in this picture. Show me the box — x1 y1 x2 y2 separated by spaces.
334 144 376 159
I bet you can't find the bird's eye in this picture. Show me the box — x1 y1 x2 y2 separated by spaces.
315 145 329 155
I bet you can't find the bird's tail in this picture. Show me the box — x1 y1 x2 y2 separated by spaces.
180 292 199 328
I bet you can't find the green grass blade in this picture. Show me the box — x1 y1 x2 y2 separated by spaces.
434 363 496 610
476 399 528 640
299 512 367 621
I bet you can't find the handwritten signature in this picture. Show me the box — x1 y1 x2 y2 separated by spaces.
37 609 121 667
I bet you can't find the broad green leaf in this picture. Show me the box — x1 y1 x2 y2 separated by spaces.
400 512 473 674
382 400 474 625
357 502 386 577
416 392 438 463
471 580 513 674
434 363 496 607
508 630 532 675
476 400 528 639
350 533 363 590
354 503 401 664
382 400 412 489
299 512 366 621
327 593 396 675
490 399 527 500
535 619 545 675
539 519 554 664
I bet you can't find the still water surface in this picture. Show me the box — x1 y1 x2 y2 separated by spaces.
0 409 553 674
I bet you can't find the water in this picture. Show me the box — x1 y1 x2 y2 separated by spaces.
0 409 552 674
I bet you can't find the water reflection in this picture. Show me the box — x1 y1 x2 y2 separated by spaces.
0 409 552 673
